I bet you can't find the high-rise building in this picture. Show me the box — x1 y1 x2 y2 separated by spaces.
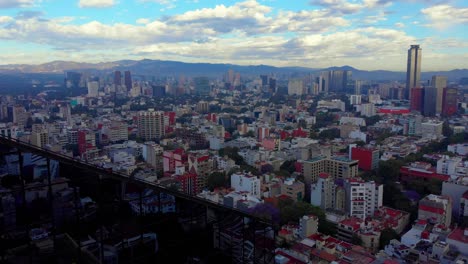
344 178 383 219
260 75 268 86
193 77 211 95
287 78 305 95
124 71 132 91
406 45 422 99
65 71 82 89
137 109 165 141
410 87 424 112
31 124 49 148
431 75 447 114
442 87 458 117
87 81 99 97
114 71 122 86
423 86 437 116
329 70 351 93
310 173 335 210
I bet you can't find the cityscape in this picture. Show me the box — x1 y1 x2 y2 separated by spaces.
0 0 468 264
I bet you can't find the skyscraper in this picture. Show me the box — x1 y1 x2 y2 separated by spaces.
137 109 165 141
431 75 448 114
423 86 437 117
442 87 458 117
114 71 122 86
406 45 422 100
124 70 132 91
410 87 424 112
193 77 211 95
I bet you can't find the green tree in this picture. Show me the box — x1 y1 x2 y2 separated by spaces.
351 234 362 246
206 172 227 190
318 128 340 140
379 228 400 249
280 160 297 174
377 160 404 183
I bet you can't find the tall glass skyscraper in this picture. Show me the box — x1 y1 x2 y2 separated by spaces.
406 45 422 100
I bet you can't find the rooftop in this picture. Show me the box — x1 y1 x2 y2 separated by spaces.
447 228 468 244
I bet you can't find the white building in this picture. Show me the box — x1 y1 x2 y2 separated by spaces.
87 81 99 97
360 103 376 117
437 156 463 176
421 121 443 139
350 95 362 105
230 173 261 199
448 143 468 156
344 178 383 219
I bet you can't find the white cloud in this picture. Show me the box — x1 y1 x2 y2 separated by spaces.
394 22 404 28
78 0 115 8
140 0 177 10
136 18 150 24
421 4 468 29
0 16 13 23
0 0 35 8
310 0 391 14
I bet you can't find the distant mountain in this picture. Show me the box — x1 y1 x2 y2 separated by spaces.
0 59 467 82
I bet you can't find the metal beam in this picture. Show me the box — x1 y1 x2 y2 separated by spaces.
0 136 276 227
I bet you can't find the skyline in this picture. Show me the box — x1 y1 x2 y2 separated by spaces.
0 0 467 71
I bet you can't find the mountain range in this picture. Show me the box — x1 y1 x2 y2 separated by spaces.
0 59 467 82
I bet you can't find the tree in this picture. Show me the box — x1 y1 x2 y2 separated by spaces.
318 128 340 140
351 234 362 246
206 172 227 190
377 159 404 183
280 160 297 174
218 147 245 165
379 228 400 249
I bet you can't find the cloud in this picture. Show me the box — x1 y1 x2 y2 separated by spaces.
168 1 348 35
0 16 13 24
140 0 177 10
421 4 468 29
0 0 35 8
78 0 115 8
394 22 404 28
136 18 150 24
310 0 391 14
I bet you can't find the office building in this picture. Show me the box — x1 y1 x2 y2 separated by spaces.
124 71 132 91
137 109 165 141
31 124 49 148
114 71 122 86
406 44 422 99
299 156 359 192
410 87 424 112
350 95 362 105
87 81 99 97
65 71 82 89
288 78 305 95
423 86 437 116
193 77 211 95
442 87 458 116
421 121 443 139
431 75 447 114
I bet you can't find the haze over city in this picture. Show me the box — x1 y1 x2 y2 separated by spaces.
0 0 467 70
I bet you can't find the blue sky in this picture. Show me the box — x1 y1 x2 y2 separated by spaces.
0 0 467 70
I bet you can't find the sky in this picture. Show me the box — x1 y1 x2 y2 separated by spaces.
0 0 467 71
